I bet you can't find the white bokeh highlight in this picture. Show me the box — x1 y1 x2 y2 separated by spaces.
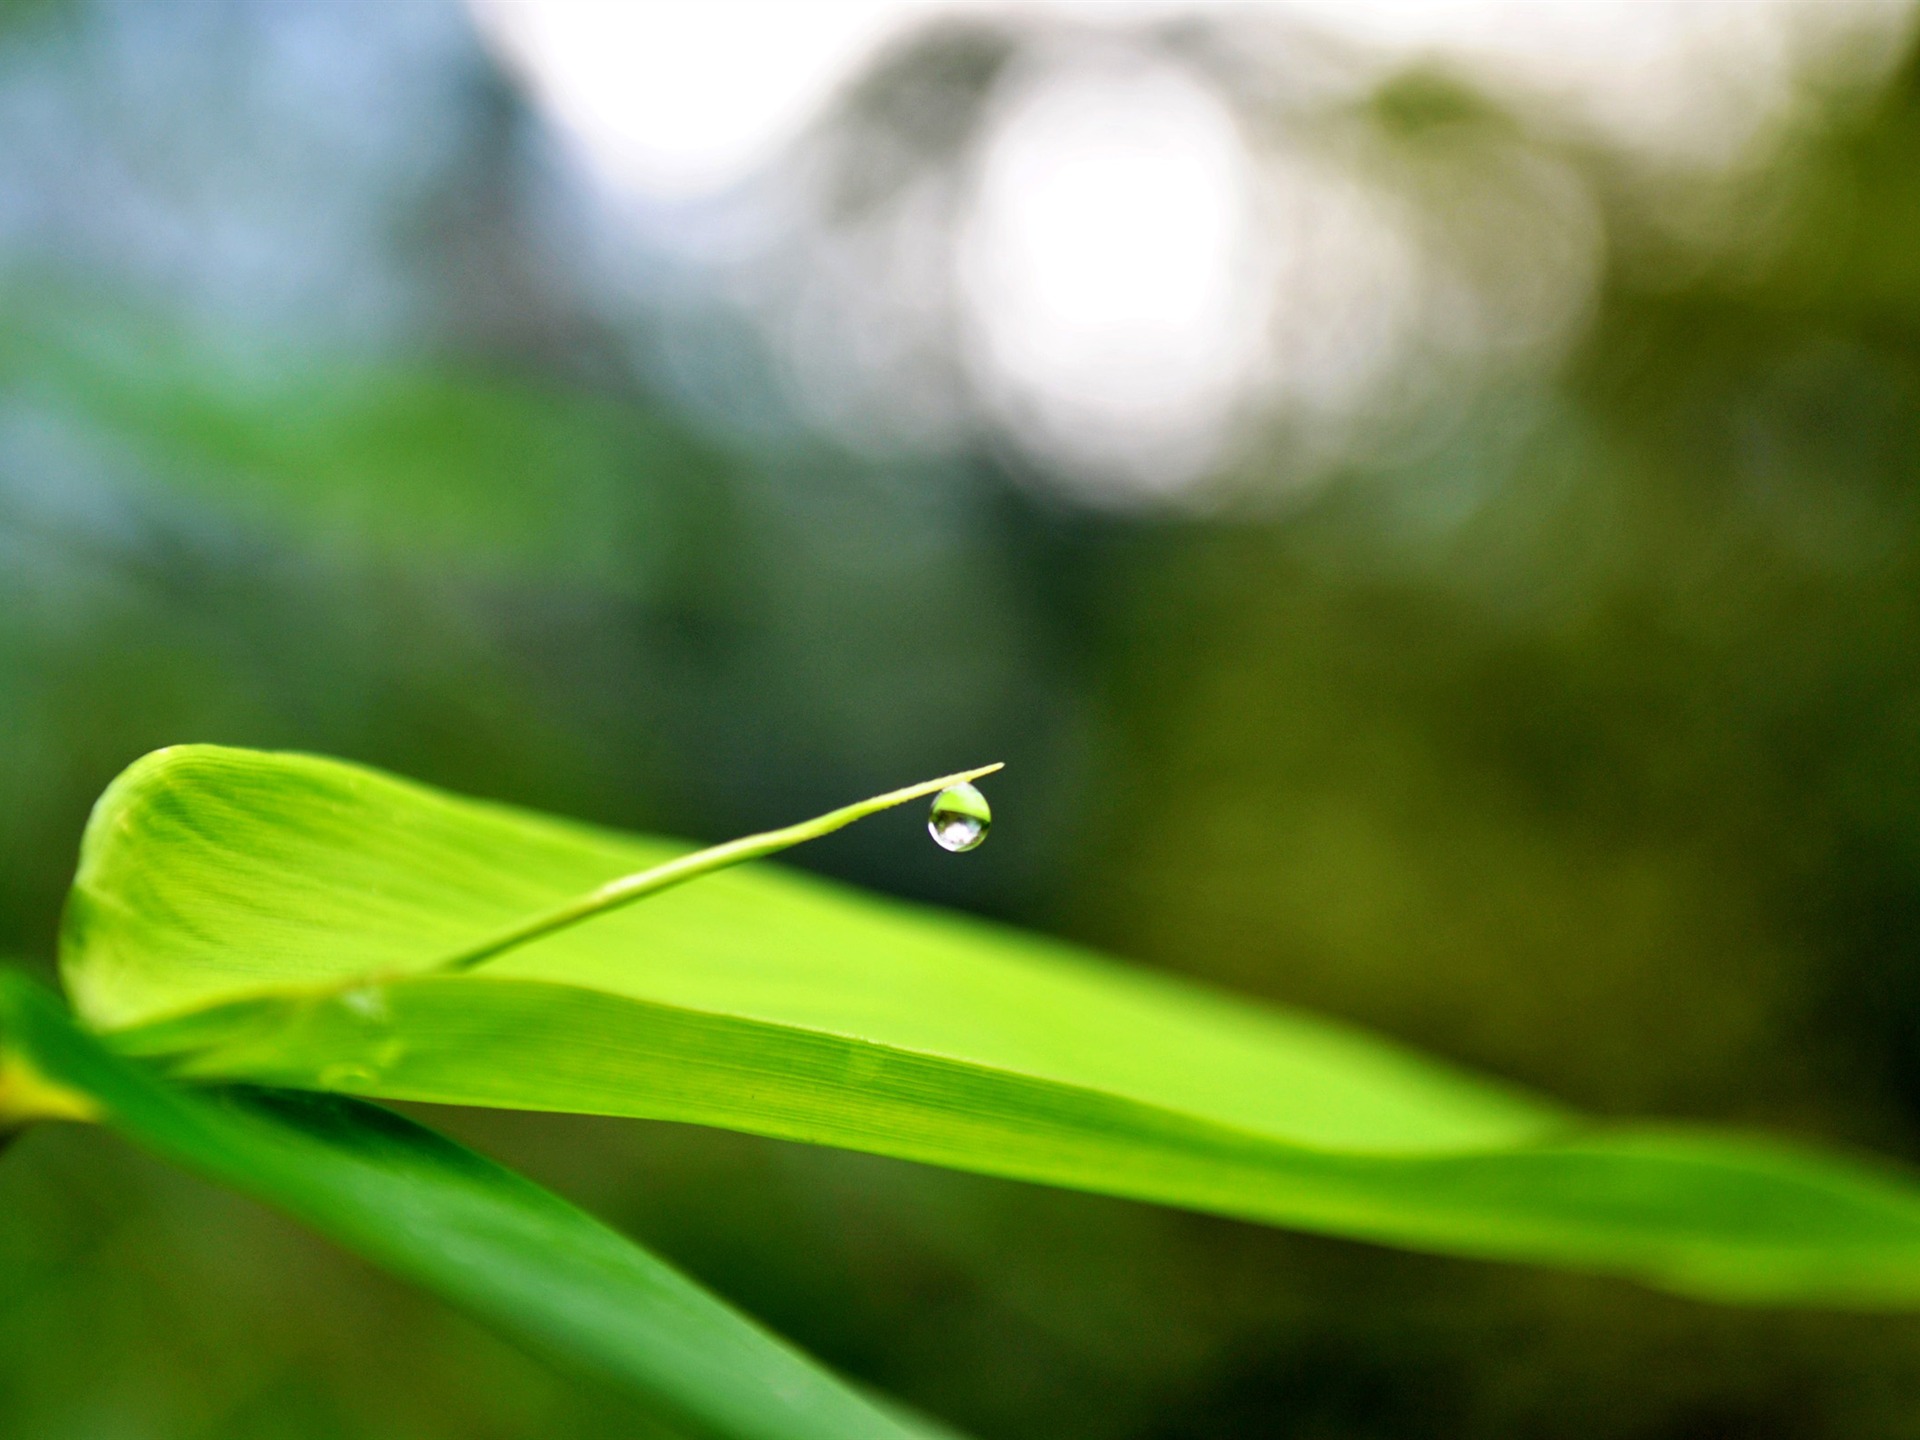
957 52 1266 495
469 0 1908 504
469 0 931 199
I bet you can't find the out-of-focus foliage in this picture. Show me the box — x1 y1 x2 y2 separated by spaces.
1 293 726 590
0 973 928 1440
9 0 1920 1437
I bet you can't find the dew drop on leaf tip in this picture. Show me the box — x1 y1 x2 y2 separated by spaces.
928 781 990 853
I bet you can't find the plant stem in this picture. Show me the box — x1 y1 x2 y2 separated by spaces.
432 763 1003 974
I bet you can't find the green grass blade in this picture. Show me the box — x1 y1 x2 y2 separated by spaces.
436 761 1002 973
59 745 1920 1306
0 972 930 1440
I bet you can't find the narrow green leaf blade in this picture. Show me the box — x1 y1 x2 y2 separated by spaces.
59 746 1920 1306
0 972 927 1440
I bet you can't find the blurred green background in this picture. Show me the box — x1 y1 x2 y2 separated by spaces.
9 1 1920 1435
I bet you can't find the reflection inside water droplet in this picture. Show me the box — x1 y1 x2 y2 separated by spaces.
928 781 991 853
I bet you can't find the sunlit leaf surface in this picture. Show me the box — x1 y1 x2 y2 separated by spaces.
61 745 1920 1305
0 972 927 1440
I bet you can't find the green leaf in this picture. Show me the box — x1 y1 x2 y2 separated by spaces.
0 971 929 1440
61 744 1920 1306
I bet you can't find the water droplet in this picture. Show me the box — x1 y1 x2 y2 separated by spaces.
317 1062 378 1091
316 987 405 1089
339 986 390 1022
928 781 991 853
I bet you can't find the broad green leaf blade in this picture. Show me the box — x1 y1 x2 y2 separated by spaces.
0 972 928 1440
63 746 1556 1155
58 745 1920 1305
